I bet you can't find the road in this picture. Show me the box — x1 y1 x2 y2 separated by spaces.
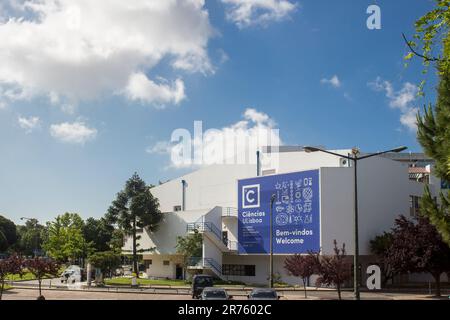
3 287 446 300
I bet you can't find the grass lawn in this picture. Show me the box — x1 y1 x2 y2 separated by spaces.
5 272 37 281
105 277 189 287
105 277 250 287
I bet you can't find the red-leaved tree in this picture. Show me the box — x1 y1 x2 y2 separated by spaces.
284 254 317 298
312 240 352 300
0 254 23 300
24 257 60 300
386 215 450 297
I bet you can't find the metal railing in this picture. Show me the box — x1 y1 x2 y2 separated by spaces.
187 222 223 243
187 257 222 277
221 207 238 217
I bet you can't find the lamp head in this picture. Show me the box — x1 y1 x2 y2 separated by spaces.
303 146 320 153
392 146 408 153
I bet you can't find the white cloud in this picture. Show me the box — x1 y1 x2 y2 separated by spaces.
18 116 40 133
368 77 419 131
148 108 282 169
146 141 173 155
125 73 186 106
50 121 97 144
321 75 341 88
222 0 297 28
0 0 213 108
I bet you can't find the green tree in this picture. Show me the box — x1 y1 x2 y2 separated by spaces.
16 219 46 256
108 229 125 253
0 215 17 251
88 251 121 283
83 217 114 252
369 232 395 285
106 173 162 276
43 213 91 263
175 232 202 275
409 1 450 246
404 0 450 90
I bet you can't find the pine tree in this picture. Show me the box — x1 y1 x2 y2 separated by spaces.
106 173 162 276
417 33 450 246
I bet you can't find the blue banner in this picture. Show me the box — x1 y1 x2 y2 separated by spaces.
238 170 320 254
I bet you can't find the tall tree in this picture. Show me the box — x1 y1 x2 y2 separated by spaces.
43 213 90 263
386 215 450 297
16 219 46 256
83 217 114 253
284 254 317 298
106 173 162 276
407 1 450 246
0 215 17 251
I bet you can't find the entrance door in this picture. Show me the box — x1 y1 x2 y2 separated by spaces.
176 265 183 280
222 231 228 245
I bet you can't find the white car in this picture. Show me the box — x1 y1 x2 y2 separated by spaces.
60 265 82 284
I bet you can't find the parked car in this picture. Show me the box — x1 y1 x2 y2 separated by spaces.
191 274 214 299
201 287 231 300
60 265 83 284
247 288 279 300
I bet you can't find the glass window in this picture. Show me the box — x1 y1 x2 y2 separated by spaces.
222 264 255 276
409 196 420 217
163 260 170 266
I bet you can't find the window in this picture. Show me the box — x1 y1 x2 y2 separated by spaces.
174 205 182 212
144 260 152 268
409 196 420 217
163 260 170 266
222 264 255 277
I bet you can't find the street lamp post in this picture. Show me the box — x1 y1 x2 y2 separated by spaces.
303 146 407 300
269 194 276 288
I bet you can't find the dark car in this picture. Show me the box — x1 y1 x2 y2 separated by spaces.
201 287 231 300
191 274 214 299
248 288 279 300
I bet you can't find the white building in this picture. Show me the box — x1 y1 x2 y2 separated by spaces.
122 147 445 286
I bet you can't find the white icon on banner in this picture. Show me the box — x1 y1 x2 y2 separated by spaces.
303 202 312 213
302 187 313 201
276 213 289 226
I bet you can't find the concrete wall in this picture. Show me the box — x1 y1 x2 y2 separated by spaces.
262 149 352 174
141 254 184 279
151 164 255 212
222 254 306 286
123 209 207 255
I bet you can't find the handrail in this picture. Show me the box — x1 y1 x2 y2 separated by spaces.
186 257 222 277
186 222 238 252
186 222 223 243
203 258 222 275
222 207 238 217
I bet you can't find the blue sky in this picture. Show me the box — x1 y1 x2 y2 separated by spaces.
0 0 439 224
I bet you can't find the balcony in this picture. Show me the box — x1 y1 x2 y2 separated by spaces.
221 207 238 218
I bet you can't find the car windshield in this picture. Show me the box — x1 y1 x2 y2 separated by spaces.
196 278 213 286
204 290 227 298
251 291 277 298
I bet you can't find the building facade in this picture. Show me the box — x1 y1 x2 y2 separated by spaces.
122 148 446 286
